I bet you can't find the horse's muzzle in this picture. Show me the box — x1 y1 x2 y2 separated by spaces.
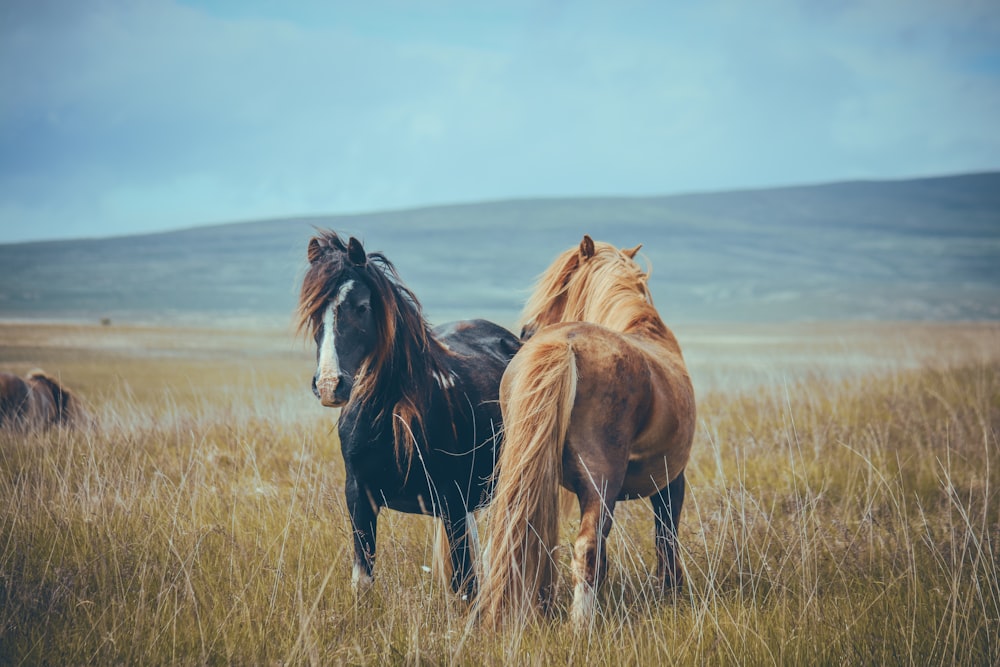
313 372 352 407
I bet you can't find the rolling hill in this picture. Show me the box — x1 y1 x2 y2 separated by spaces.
1 172 998 328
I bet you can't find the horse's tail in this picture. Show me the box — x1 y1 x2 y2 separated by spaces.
479 339 577 627
432 522 453 588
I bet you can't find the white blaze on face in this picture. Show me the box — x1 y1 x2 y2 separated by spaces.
315 280 354 403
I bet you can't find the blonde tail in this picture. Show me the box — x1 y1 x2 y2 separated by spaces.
432 521 452 588
479 340 577 627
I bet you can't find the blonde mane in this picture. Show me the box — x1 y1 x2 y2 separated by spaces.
520 239 666 337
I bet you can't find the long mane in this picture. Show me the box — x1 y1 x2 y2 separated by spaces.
25 369 86 426
297 230 454 467
520 240 666 336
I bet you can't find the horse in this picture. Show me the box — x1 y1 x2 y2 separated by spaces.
297 230 521 598
479 235 696 628
0 369 85 430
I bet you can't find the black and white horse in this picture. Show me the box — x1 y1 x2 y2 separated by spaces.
297 230 520 597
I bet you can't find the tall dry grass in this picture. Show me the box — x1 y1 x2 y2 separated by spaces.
0 322 997 664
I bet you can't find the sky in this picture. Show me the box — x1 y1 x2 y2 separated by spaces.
1 0 999 243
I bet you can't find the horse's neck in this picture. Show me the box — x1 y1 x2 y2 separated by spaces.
395 322 449 374
351 328 449 429
339 392 399 453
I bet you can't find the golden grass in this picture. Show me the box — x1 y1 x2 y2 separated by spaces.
1 321 998 664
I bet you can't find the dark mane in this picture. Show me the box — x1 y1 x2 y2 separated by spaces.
297 229 454 467
296 229 351 336
1 368 86 429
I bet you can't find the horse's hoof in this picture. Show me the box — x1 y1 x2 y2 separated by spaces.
659 570 684 597
351 564 374 593
570 581 597 630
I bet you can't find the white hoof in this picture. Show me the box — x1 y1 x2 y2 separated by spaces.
571 581 596 629
352 563 374 592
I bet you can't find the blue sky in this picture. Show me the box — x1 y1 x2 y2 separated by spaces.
1 0 998 242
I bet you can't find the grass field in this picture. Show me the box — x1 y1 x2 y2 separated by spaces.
1 320 998 665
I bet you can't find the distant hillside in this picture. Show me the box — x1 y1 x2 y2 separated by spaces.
1 172 998 327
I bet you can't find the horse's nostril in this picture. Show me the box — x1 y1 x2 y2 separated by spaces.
315 374 341 400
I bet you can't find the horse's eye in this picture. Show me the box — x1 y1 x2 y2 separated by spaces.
356 303 370 315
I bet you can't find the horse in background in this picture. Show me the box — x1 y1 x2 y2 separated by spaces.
297 230 521 598
479 235 696 628
0 369 86 430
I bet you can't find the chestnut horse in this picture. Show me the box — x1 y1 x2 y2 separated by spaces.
479 235 696 627
0 369 85 430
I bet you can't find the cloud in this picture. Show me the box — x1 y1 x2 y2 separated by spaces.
0 0 998 241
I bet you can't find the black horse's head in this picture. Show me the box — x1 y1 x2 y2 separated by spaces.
298 230 429 411
298 232 379 407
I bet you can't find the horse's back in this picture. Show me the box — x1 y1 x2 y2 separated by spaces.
434 319 521 365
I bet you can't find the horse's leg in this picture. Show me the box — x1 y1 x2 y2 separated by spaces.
442 510 477 599
651 469 686 592
570 485 617 628
345 478 379 592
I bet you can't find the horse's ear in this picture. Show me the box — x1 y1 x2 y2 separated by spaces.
347 237 367 266
307 237 323 264
580 235 595 259
623 243 642 259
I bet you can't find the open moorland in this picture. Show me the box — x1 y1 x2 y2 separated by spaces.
2 173 998 326
1 320 998 664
